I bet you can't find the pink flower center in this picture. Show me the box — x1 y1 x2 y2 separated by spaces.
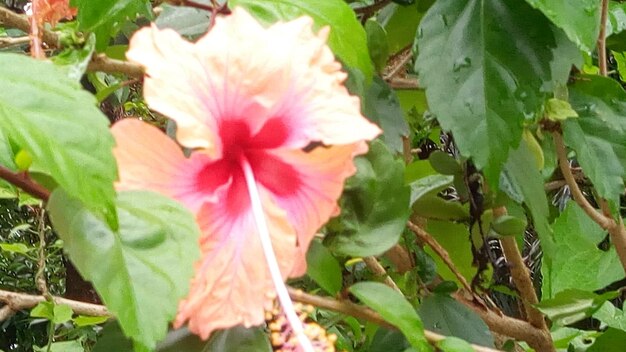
195 119 302 215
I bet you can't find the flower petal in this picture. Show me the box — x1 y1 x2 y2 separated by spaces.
192 8 380 150
126 26 220 156
174 173 297 339
252 143 368 276
111 119 229 212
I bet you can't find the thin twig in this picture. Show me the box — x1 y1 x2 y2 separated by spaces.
384 244 413 274
0 305 15 321
87 54 144 78
288 287 503 352
552 133 613 229
493 207 547 333
383 47 412 81
363 256 402 293
0 7 59 47
35 208 49 297
387 77 420 90
0 289 110 318
0 166 51 201
0 35 30 47
598 0 610 76
407 221 480 301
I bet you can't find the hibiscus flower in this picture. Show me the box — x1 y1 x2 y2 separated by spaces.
111 7 380 349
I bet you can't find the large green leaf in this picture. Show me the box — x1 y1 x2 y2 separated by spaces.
588 328 626 352
594 302 626 331
425 221 474 284
542 202 624 299
230 0 373 80
324 140 410 257
608 2 626 37
155 4 211 38
350 282 431 351
0 54 117 227
363 77 410 153
379 2 424 55
523 0 600 52
418 293 494 348
47 190 201 351
414 0 580 184
563 81 626 215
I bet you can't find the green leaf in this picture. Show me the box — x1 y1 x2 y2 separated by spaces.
230 0 373 80
500 139 553 243
31 301 54 320
324 140 410 257
93 322 134 352
424 221 474 284
588 328 626 352
70 0 152 50
0 54 118 228
418 294 494 348
412 194 469 221
535 289 619 326
428 151 461 175
53 304 74 324
155 327 207 352
607 2 626 37
593 302 626 331
47 190 201 351
306 239 343 295
205 326 272 352
545 98 578 121
409 174 453 205
523 0 600 52
155 4 211 38
73 315 110 327
415 0 580 184
379 3 424 55
35 341 84 352
363 77 410 153
437 337 474 352
350 282 431 351
51 33 96 81
563 76 626 214
365 19 389 72
542 202 624 299
0 243 32 255
491 215 527 237
369 328 411 352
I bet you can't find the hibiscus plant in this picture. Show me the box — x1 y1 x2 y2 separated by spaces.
1 0 626 352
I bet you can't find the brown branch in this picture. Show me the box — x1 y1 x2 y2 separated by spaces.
35 209 49 297
598 0 609 76
387 77 420 90
553 132 613 229
0 35 30 47
383 46 412 81
454 293 554 352
288 287 502 352
0 289 110 318
87 54 144 78
0 166 51 201
384 243 413 273
353 0 392 15
363 256 402 293
0 7 60 48
493 207 548 333
407 221 481 302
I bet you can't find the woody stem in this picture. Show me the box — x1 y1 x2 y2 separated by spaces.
239 156 315 352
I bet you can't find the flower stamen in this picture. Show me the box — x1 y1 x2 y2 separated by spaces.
239 155 315 352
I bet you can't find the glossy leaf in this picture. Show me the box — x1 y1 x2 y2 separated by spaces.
588 328 626 352
231 0 373 80
542 202 624 299
428 151 461 175
350 282 431 351
0 53 118 228
324 141 410 257
491 215 527 237
415 0 580 184
419 294 495 348
535 289 619 326
47 190 201 351
363 76 409 153
306 239 343 295
593 302 626 331
523 0 600 51
155 4 210 37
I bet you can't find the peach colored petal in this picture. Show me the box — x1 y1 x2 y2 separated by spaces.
33 0 76 26
126 27 220 156
257 143 369 276
111 119 228 213
174 174 296 339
